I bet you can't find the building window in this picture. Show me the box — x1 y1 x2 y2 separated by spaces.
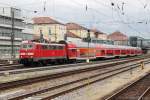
49 28 51 35
39 27 42 33
3 8 5 14
40 30 42 34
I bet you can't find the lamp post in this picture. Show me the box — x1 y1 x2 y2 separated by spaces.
11 7 15 60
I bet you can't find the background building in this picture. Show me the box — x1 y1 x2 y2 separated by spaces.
66 31 81 42
66 22 90 38
0 7 23 59
107 31 128 45
90 29 107 40
33 17 66 42
0 7 34 59
22 21 34 40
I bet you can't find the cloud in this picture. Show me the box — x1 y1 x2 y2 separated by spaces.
0 0 150 38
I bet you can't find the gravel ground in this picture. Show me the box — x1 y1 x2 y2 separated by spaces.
0 64 124 99
0 62 139 99
0 60 149 100
0 62 112 83
51 64 150 100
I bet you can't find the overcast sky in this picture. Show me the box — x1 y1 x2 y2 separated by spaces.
0 0 150 38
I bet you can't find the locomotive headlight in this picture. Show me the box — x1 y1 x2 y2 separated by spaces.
20 53 25 55
28 53 34 55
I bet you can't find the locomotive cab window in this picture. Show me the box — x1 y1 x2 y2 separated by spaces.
21 44 34 49
21 44 27 49
28 44 33 49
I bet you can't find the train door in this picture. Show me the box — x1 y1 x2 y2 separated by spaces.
36 44 42 58
68 48 77 59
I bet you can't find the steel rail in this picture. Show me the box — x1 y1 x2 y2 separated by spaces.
105 72 150 100
11 60 150 100
0 64 23 71
0 59 148 100
0 55 148 73
0 57 147 92
138 87 150 100
0 55 148 76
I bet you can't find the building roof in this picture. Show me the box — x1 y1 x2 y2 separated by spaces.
108 31 128 41
66 22 88 30
90 29 106 34
66 31 81 38
32 17 64 25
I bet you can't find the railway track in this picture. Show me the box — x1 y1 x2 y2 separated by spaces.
138 87 150 100
0 56 135 72
0 59 110 72
0 54 149 73
105 73 150 100
0 59 18 64
0 64 23 71
0 56 140 72
0 55 149 76
0 58 119 72
0 56 150 100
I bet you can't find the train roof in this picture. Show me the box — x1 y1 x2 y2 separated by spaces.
66 40 141 50
67 42 77 48
22 40 141 50
67 40 96 48
22 41 65 46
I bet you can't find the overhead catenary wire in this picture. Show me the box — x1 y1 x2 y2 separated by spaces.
0 0 150 38
70 0 150 37
137 0 150 33
71 0 111 18
108 0 150 37
93 0 144 37
70 0 123 30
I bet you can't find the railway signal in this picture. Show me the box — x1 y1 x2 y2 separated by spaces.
140 60 144 70
87 29 91 63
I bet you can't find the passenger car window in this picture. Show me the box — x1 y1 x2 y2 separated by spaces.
71 49 76 52
42 45 48 50
58 46 63 50
52 46 56 49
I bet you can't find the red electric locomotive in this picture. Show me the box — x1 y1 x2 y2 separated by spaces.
19 41 66 66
